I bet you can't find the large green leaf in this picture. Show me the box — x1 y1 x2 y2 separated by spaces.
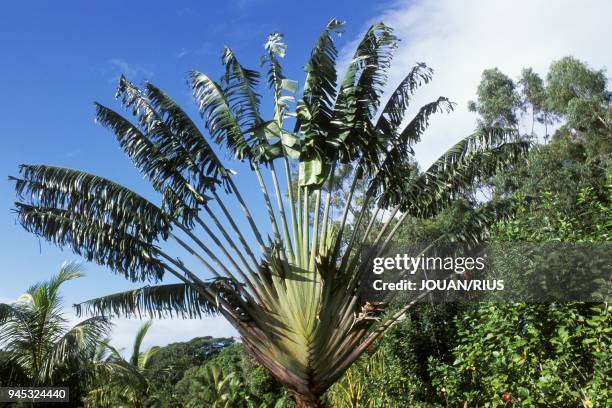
297 18 344 137
189 71 254 161
95 102 205 226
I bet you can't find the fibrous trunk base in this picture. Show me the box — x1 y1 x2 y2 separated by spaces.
291 391 324 408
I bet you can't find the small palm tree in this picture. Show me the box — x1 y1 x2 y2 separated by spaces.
84 320 158 408
328 346 392 407
188 365 250 408
11 19 528 406
0 262 110 389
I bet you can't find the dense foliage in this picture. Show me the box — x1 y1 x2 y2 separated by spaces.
324 56 611 408
174 343 293 407
144 336 235 406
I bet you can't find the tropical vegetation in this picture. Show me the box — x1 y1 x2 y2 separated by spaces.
0 262 110 407
1 19 609 408
84 320 159 407
7 18 529 407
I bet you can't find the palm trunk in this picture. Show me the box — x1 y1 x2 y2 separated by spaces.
291 391 325 408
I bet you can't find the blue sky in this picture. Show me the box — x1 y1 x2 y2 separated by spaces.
2 0 610 350
0 0 393 295
0 0 395 348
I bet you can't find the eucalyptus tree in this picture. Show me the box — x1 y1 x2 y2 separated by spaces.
519 67 547 136
545 56 608 115
0 262 110 396
11 19 528 407
468 67 521 128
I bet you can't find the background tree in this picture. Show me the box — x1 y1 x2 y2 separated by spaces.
518 67 548 137
335 57 611 408
545 56 608 115
142 336 235 406
174 343 292 407
428 182 611 407
449 60 610 408
468 68 521 128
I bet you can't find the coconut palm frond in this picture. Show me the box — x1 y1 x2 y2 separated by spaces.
137 345 159 371
45 316 111 379
0 264 111 385
129 320 152 367
84 320 156 408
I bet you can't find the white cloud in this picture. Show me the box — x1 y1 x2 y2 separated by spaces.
63 310 237 356
108 317 237 355
357 0 611 167
176 43 214 59
103 58 154 83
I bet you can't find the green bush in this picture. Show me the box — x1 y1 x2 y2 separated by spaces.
429 303 610 407
175 343 293 407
